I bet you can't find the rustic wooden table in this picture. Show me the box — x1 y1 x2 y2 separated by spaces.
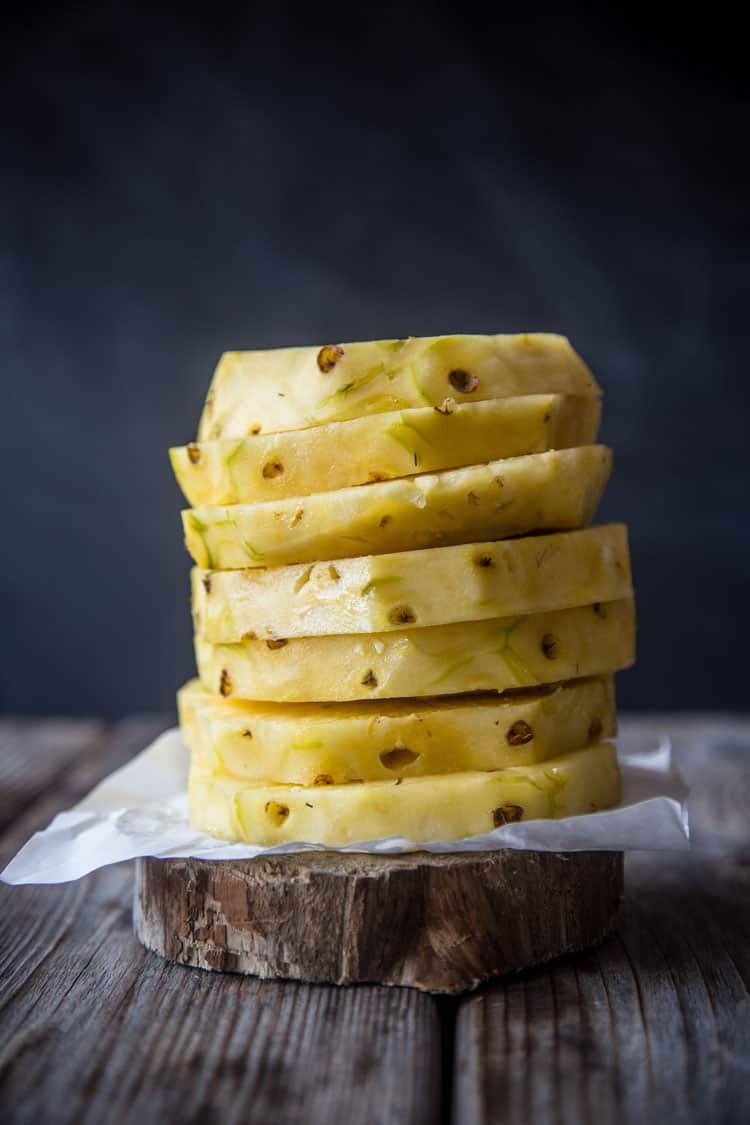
1 714 748 1124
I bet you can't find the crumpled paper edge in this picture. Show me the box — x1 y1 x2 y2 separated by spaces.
1 727 690 885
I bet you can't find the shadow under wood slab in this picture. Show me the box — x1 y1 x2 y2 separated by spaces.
134 849 623 993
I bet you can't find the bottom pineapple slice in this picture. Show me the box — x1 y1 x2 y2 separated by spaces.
188 742 621 846
179 676 616 784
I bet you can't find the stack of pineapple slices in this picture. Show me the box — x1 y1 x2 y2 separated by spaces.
171 334 634 846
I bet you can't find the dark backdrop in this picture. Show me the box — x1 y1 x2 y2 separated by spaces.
1 2 747 716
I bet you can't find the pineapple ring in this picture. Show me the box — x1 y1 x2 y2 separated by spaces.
194 599 635 704
188 742 622 846
182 445 611 570
179 675 616 785
192 524 631 644
171 394 600 506
198 333 599 441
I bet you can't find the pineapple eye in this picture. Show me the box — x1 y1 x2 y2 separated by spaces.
186 443 201 464
262 461 284 478
361 669 378 688
313 774 334 786
317 344 344 372
588 716 603 741
388 606 416 626
448 369 478 393
541 633 559 660
379 748 420 770
264 801 289 826
505 721 533 746
219 669 232 696
492 804 524 827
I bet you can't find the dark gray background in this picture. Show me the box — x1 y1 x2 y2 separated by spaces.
1 3 747 716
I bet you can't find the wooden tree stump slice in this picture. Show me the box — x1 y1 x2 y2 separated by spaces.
133 849 623 994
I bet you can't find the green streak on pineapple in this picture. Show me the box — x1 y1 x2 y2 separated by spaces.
184 514 214 568
242 539 266 562
361 575 403 596
318 363 386 407
384 422 421 465
429 656 475 687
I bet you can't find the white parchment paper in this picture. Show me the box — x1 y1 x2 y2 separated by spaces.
1 727 690 885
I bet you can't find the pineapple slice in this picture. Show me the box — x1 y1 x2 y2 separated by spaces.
198 334 600 440
188 743 622 845
182 446 611 570
171 394 601 506
193 524 631 643
195 598 635 703
179 675 616 784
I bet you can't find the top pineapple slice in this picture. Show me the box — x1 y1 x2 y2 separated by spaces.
198 334 600 440
172 393 601 506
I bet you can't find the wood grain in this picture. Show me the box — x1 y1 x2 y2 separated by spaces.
0 717 442 1125
0 715 170 865
452 718 750 1125
134 849 624 993
1 714 750 1124
0 717 104 838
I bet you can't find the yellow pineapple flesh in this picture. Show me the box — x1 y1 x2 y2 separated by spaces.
188 742 622 845
171 394 600 506
179 675 616 784
182 446 611 570
198 334 600 440
194 598 635 703
192 524 632 643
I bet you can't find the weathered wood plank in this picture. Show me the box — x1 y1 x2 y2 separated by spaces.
3 714 750 1125
621 712 750 849
0 717 105 838
0 717 170 1014
0 863 442 1124
0 715 172 865
0 717 442 1125
453 861 750 1124
453 716 750 1124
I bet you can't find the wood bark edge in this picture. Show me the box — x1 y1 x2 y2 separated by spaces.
133 849 624 994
